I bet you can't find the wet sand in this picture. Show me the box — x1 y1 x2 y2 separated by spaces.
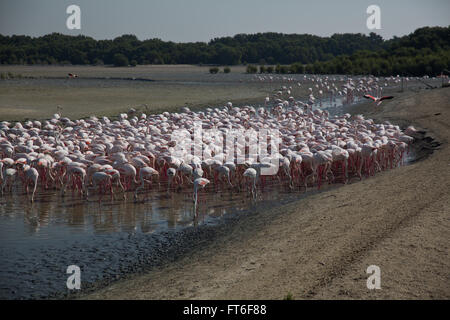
84 87 450 299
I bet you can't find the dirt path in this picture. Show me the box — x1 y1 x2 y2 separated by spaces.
85 88 450 300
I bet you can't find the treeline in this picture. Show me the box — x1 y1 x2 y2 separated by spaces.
298 48 450 76
246 46 450 77
0 31 385 66
298 27 450 76
248 27 450 76
0 26 449 76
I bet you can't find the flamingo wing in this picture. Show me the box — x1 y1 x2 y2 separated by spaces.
363 94 377 101
380 96 394 101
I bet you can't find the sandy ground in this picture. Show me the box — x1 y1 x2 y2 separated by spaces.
83 87 449 300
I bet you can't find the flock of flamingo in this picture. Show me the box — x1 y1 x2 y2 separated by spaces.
0 75 417 211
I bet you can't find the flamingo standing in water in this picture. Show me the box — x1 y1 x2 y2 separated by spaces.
18 165 39 202
193 178 210 209
87 171 112 201
1 168 17 195
215 165 233 189
167 167 177 192
61 166 86 197
243 168 257 199
134 166 159 200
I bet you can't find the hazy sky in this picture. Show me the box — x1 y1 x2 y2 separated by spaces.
1 0 449 42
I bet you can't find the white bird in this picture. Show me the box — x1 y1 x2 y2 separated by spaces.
134 167 159 200
243 168 257 199
193 178 210 209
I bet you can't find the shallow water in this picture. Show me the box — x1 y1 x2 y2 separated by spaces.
0 180 305 248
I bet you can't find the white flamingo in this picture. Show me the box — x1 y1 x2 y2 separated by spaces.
193 177 210 209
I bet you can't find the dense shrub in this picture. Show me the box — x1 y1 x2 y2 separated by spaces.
275 64 289 74
209 67 219 74
223 66 231 73
290 62 305 74
246 64 257 73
